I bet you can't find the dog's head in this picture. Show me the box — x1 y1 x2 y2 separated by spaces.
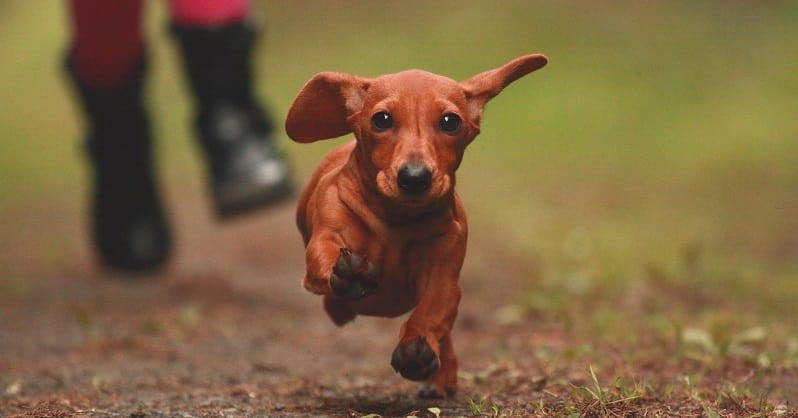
286 54 547 207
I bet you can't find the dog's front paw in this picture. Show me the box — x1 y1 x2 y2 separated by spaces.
329 248 377 300
391 336 439 381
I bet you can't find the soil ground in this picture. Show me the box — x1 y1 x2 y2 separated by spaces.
1 189 796 417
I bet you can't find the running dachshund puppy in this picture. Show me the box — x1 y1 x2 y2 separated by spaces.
285 54 548 397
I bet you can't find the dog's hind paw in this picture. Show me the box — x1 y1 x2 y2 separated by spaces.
391 336 439 381
418 383 455 399
329 248 378 300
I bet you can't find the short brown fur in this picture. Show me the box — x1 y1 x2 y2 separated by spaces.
285 54 548 397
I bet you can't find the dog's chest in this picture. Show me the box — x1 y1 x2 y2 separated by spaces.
363 231 419 287
344 228 441 316
348 244 418 317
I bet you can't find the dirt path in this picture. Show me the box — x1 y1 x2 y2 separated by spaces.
1 191 796 417
0 191 541 417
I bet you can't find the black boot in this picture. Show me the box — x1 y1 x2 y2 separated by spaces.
171 21 293 218
65 57 171 273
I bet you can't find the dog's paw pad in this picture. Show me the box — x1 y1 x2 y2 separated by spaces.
330 248 377 300
391 336 439 381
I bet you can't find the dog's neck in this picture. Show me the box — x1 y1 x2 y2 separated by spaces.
341 150 455 228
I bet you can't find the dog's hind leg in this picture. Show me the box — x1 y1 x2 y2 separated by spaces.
323 295 357 326
392 228 465 396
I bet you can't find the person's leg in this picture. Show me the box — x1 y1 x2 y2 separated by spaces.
169 0 293 218
65 0 170 273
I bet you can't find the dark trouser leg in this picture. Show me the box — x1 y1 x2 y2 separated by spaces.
65 0 170 273
170 17 293 218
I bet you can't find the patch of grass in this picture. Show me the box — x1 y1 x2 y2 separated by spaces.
550 369 777 417
568 366 645 416
467 398 487 415
178 303 202 332
466 398 513 418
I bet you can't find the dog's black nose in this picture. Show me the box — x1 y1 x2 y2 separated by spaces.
397 163 432 196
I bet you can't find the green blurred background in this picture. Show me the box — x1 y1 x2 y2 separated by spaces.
1 2 796 339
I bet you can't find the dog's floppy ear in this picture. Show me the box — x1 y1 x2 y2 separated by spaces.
461 54 548 124
286 72 371 143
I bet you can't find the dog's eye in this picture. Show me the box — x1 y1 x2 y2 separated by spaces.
439 113 461 134
371 112 393 131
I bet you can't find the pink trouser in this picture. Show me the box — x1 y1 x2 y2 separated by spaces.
67 0 251 88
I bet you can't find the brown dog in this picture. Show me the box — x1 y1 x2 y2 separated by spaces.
285 54 548 397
